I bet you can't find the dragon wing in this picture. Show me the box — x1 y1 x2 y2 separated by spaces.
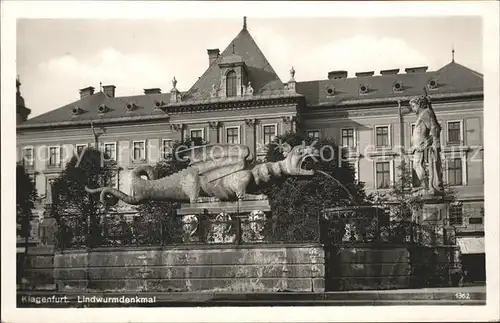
180 144 254 182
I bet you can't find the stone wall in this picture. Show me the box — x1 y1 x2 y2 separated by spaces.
54 244 325 292
18 246 55 288
325 245 456 291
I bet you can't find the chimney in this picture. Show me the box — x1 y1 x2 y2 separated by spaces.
380 68 400 75
327 70 348 80
207 49 220 66
102 85 116 98
355 71 375 78
144 88 162 95
405 66 428 74
79 86 95 99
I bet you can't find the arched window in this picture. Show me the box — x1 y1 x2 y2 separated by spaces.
226 70 237 97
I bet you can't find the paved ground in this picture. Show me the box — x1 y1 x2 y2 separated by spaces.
345 285 485 293
17 285 486 307
19 284 486 293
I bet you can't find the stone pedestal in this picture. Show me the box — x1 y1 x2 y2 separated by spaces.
177 196 272 245
421 199 448 225
177 195 270 215
54 244 325 292
412 195 453 246
39 217 57 246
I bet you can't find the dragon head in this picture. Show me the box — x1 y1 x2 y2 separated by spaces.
281 144 320 176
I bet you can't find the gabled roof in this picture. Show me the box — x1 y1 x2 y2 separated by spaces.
296 61 483 107
183 26 285 101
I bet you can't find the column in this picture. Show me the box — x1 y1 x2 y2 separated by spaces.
208 121 220 144
245 118 257 157
282 116 294 134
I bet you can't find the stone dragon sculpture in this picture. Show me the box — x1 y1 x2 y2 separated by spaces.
85 144 319 206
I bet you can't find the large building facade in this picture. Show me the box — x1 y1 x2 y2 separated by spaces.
16 19 484 273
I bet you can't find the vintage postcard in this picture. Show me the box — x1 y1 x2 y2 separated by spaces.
1 1 499 322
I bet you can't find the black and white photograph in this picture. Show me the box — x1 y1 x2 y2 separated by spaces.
2 1 499 322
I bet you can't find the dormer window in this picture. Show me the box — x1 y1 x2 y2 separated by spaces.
359 84 370 94
427 78 439 90
97 104 109 114
226 70 237 97
393 81 404 92
154 100 166 110
218 54 247 98
71 106 83 116
326 86 335 96
126 101 136 111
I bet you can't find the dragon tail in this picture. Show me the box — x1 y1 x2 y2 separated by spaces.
130 165 156 180
85 166 156 206
84 186 142 206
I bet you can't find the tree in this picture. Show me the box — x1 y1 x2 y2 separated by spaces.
133 137 206 245
51 147 117 248
262 131 370 242
16 163 38 282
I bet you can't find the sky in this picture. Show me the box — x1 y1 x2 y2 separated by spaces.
17 16 483 118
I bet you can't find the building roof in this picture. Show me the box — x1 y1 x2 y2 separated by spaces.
22 91 173 126
182 26 285 101
20 19 483 128
295 61 483 107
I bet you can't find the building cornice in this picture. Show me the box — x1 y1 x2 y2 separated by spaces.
17 95 304 131
165 95 302 114
307 90 483 110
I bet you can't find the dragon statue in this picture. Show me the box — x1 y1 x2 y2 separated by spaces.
85 144 319 206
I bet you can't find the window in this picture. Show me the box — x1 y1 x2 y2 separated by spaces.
307 130 320 140
447 121 461 144
23 147 34 167
226 127 239 144
75 144 87 156
375 126 389 147
341 128 355 147
190 129 204 140
468 218 483 224
226 70 237 97
103 143 116 161
263 125 277 145
462 205 484 225
449 205 463 225
448 158 462 186
376 161 391 189
162 139 173 160
132 141 146 161
189 129 204 147
48 146 61 167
